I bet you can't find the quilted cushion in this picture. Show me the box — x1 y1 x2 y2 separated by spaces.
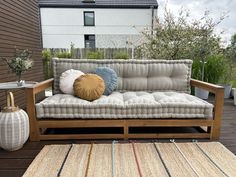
73 74 105 101
53 59 192 94
59 69 84 95
36 91 213 119
95 67 118 95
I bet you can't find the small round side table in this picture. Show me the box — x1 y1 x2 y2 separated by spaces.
0 81 37 107
0 81 37 151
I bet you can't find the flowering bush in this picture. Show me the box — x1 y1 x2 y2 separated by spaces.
2 49 33 81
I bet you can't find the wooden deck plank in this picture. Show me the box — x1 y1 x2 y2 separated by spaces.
0 98 235 177
0 159 33 169
0 170 25 177
0 150 40 159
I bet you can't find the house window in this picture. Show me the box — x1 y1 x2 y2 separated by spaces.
85 35 95 48
84 11 95 26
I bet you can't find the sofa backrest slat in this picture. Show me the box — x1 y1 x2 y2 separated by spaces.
52 58 192 94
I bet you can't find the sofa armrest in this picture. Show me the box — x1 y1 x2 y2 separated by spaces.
27 78 54 95
190 79 224 94
25 78 53 141
190 78 224 139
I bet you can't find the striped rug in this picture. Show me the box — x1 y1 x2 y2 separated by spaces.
23 142 236 177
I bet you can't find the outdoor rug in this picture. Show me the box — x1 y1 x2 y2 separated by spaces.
23 142 236 177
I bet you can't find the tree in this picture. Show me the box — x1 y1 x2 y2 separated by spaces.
223 33 236 83
136 7 225 60
225 34 236 63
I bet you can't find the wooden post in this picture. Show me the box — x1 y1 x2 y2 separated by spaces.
25 88 40 141
190 79 225 140
211 88 224 140
124 121 129 140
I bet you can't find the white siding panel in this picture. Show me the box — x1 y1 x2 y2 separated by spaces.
95 9 152 26
96 34 142 48
42 35 84 48
42 25 144 35
40 8 83 25
40 8 156 48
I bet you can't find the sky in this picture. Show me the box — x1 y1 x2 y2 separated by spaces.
157 0 236 46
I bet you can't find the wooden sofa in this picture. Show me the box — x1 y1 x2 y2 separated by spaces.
25 59 224 141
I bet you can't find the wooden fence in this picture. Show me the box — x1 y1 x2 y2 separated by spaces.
43 48 143 79
46 48 140 59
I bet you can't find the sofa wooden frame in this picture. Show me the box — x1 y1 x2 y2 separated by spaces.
25 78 224 141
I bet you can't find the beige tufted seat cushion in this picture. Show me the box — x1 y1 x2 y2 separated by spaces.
36 91 213 119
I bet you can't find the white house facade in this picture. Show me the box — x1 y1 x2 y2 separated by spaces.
39 0 158 48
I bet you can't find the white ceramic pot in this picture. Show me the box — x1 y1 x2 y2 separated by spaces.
0 92 29 151
219 84 232 98
195 87 209 100
233 88 236 106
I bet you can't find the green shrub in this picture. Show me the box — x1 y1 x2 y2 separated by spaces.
231 80 236 88
206 55 227 84
86 51 104 59
113 52 129 59
192 55 226 84
42 49 52 61
42 49 53 79
56 51 71 58
231 68 236 87
42 48 72 79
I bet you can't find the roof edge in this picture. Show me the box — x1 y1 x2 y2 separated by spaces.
39 4 158 9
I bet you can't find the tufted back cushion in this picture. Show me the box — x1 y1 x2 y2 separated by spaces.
52 58 192 94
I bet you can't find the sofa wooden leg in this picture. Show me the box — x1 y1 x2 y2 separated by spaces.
124 123 128 140
28 118 40 141
26 88 41 142
211 128 220 140
211 120 221 140
29 131 40 141
210 89 224 140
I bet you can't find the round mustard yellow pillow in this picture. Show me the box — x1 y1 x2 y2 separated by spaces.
73 74 105 101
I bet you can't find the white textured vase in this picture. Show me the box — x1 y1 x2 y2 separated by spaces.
0 110 29 151
0 92 29 151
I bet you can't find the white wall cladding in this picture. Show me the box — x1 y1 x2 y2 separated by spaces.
40 8 157 48
96 34 142 48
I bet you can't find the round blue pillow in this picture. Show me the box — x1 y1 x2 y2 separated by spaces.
94 67 118 95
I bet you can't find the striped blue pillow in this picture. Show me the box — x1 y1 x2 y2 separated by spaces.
95 67 118 95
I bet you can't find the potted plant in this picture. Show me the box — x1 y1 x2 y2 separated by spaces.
218 62 233 98
220 36 236 98
192 55 225 99
192 58 209 99
1 49 33 86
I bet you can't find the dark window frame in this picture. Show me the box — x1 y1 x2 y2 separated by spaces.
84 11 95 26
84 34 95 48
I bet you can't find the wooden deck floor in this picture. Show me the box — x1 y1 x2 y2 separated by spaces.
0 98 235 177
